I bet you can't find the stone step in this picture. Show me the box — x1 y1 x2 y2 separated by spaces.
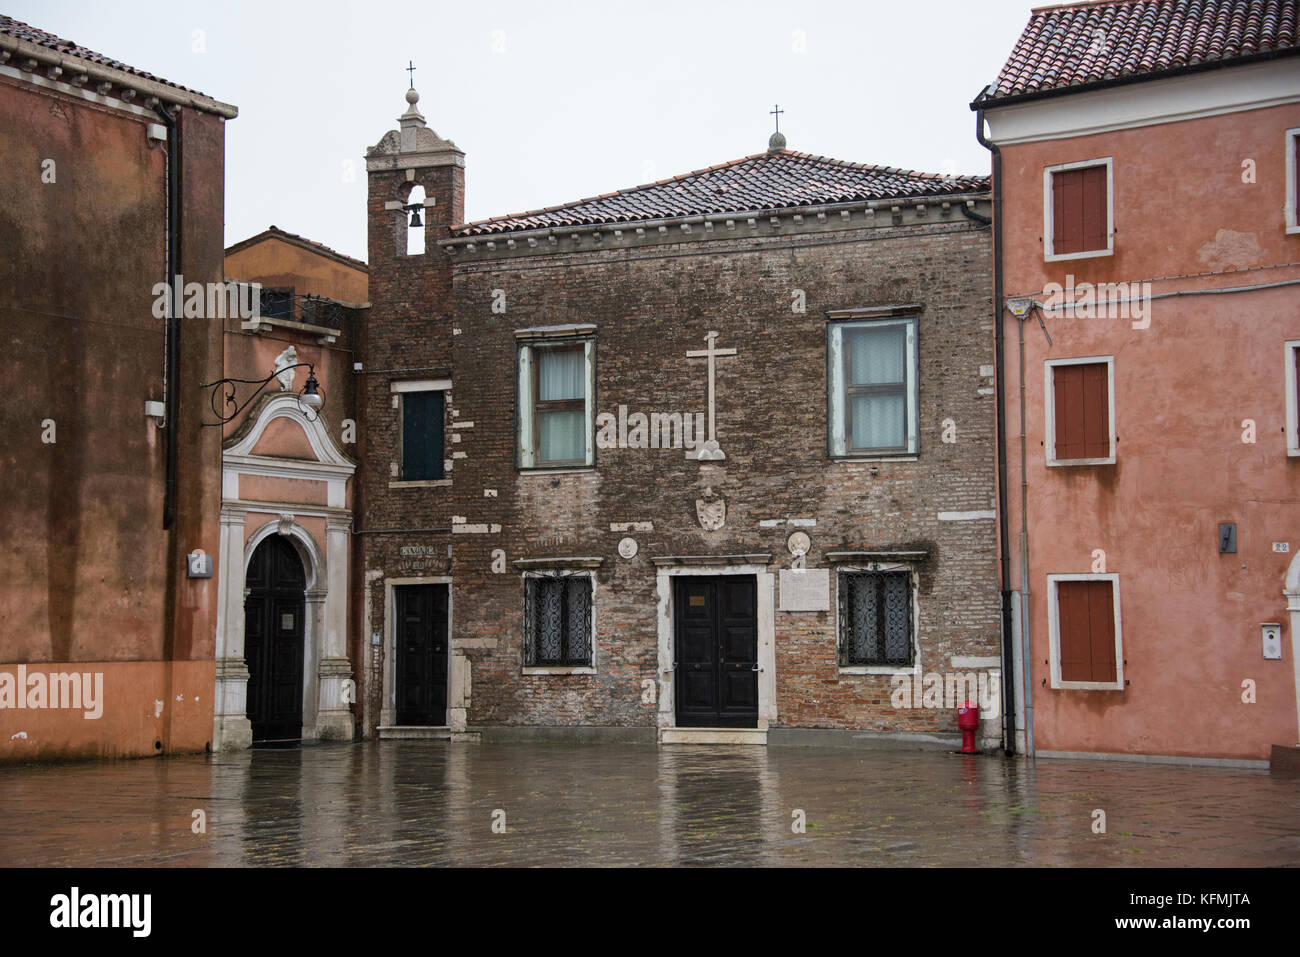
378 725 452 740
659 727 767 745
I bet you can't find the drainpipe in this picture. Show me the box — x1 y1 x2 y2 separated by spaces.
974 96 1022 757
155 103 180 530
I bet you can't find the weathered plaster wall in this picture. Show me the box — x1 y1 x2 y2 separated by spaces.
998 100 1300 759
0 76 226 761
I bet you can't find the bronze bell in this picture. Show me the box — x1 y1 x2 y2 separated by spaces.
408 207 422 228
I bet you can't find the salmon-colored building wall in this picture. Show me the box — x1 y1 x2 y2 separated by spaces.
221 232 365 452
996 96 1300 760
225 233 368 305
0 75 229 762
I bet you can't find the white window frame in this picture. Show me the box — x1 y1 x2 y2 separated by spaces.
834 563 921 676
516 337 595 470
1044 356 1116 466
521 570 597 675
1287 129 1300 235
389 379 452 488
1047 573 1124 691
1043 157 1114 262
1286 340 1300 456
827 315 919 459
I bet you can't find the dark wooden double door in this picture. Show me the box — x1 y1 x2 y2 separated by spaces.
245 536 306 743
674 576 758 728
395 584 449 726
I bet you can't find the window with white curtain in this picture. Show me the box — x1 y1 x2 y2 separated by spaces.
827 316 917 456
517 338 595 468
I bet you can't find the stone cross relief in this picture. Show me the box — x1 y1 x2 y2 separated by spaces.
685 331 736 462
686 331 737 530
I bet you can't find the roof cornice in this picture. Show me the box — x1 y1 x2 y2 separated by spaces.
0 33 237 118
439 191 992 261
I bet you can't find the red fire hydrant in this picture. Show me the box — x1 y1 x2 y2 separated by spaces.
957 701 980 754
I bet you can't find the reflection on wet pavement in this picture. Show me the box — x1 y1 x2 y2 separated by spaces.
2 741 1297 866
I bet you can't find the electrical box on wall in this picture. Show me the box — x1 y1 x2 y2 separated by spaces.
1262 623 1282 660
1218 523 1237 553
187 549 212 579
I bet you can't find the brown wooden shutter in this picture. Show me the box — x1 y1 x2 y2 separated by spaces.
1052 165 1107 254
1294 346 1299 435
1057 580 1092 681
1294 134 1300 221
1057 579 1116 683
1054 362 1110 460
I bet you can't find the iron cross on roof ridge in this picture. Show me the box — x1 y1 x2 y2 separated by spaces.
406 61 416 88
770 104 784 134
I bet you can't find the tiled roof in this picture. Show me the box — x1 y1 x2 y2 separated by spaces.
226 226 368 271
0 14 205 96
452 150 989 237
979 0 1298 104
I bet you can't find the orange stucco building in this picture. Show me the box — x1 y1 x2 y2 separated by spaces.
978 0 1300 765
0 17 236 761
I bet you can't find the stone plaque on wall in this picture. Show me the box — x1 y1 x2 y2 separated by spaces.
779 568 830 611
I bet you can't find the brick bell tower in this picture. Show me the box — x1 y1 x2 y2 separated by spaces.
357 82 464 737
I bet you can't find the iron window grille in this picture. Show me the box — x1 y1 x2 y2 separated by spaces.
524 574 593 667
838 569 914 666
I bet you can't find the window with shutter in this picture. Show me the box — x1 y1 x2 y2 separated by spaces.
1289 129 1300 234
1286 341 1300 456
400 389 444 481
1047 358 1114 465
1044 159 1112 260
1050 575 1122 690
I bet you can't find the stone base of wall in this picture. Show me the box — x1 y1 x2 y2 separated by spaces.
470 725 657 745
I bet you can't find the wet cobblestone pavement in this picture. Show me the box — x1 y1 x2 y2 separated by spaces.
2 741 1298 867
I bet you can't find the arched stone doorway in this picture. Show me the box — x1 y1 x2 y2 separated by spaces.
245 535 307 744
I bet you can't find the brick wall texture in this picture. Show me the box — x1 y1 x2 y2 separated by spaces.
361 160 998 737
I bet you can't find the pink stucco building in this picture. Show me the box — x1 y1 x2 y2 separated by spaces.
978 0 1300 765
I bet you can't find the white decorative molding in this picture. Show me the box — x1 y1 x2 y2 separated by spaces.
984 58 1300 146
214 394 355 751
655 564 776 734
1046 573 1124 692
1044 356 1117 467
1043 157 1114 263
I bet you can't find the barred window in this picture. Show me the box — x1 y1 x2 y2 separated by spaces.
524 574 593 667
838 570 914 666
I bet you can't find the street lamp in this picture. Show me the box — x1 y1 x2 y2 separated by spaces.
200 363 327 425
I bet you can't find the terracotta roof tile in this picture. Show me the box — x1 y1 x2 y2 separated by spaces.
0 14 206 96
225 226 368 271
979 0 1297 104
452 150 989 237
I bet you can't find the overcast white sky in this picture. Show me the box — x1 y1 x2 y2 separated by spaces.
10 0 1036 263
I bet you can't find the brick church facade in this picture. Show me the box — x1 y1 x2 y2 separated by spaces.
357 87 1001 746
